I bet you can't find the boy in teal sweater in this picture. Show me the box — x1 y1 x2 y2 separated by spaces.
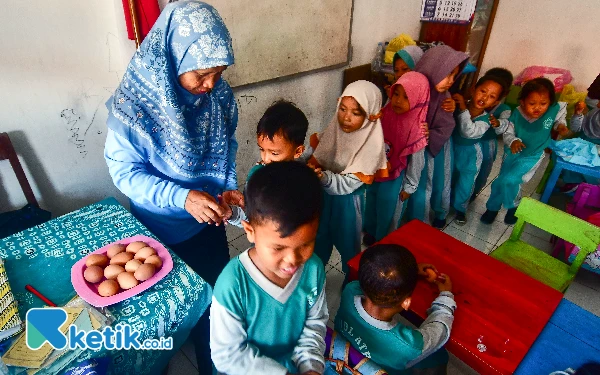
335 244 455 375
211 161 328 375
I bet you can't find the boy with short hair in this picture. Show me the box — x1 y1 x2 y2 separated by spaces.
227 100 309 227
211 161 328 375
335 244 455 375
249 100 309 178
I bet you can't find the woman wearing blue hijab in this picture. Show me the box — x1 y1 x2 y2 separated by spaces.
104 1 240 370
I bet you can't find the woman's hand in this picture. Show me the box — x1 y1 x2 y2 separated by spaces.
222 189 245 209
451 94 466 111
420 122 429 140
442 97 457 112
185 190 227 225
510 140 526 154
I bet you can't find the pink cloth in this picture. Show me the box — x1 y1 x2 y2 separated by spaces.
377 71 430 182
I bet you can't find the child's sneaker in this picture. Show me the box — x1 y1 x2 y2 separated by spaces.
432 218 446 229
480 210 498 224
504 208 518 224
362 233 376 247
455 211 467 226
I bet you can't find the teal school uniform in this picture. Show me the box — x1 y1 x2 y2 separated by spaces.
473 103 512 195
364 171 406 242
406 139 454 224
210 252 328 375
486 103 562 211
334 281 455 375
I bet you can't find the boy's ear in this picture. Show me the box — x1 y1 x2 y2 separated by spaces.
241 220 255 243
401 296 412 311
294 145 305 159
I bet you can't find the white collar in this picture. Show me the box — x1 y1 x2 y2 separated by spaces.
239 249 303 303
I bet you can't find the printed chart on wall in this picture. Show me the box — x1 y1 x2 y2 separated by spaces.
420 0 477 24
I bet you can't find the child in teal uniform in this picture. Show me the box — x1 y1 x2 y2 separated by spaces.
248 100 309 179
481 78 568 224
364 72 430 244
306 80 388 273
451 75 509 225
211 162 328 375
473 68 514 197
406 45 469 229
228 101 309 226
335 244 455 375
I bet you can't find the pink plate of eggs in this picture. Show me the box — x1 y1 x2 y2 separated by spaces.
71 235 173 307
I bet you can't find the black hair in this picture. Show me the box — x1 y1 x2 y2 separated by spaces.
475 75 510 98
518 77 557 104
256 100 309 147
244 161 322 237
358 244 418 307
484 67 514 91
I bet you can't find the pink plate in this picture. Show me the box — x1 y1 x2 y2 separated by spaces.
71 235 173 307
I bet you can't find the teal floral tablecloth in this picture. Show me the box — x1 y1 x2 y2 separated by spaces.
0 198 211 374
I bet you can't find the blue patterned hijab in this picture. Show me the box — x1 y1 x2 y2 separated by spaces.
107 0 236 179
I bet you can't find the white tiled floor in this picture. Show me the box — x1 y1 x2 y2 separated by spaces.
167 149 600 375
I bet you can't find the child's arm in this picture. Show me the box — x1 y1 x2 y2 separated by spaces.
553 102 569 136
210 297 289 375
401 149 426 200
319 171 364 195
502 122 524 151
405 276 456 368
291 284 329 374
457 110 493 139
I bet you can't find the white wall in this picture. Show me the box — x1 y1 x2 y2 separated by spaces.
481 0 600 91
0 0 422 216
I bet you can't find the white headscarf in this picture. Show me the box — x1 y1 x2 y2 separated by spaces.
312 80 388 177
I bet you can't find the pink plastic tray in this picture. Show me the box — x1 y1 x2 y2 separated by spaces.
71 235 173 307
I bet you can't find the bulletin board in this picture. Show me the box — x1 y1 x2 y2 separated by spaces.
204 0 353 87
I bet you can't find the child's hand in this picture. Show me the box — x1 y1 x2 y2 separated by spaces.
420 122 429 139
510 140 526 154
556 123 570 138
400 191 411 202
384 85 392 99
574 101 586 115
314 168 323 179
436 274 452 292
489 114 499 128
222 190 245 209
418 263 437 280
442 97 457 112
451 94 466 111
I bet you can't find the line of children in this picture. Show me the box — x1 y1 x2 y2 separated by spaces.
364 72 430 243
481 78 568 224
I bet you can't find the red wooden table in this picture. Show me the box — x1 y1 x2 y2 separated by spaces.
347 220 563 375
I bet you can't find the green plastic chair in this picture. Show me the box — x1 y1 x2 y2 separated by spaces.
491 197 600 292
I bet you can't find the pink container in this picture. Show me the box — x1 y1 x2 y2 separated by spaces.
71 235 173 307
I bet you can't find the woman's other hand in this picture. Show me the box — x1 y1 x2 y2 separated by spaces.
185 190 227 225
222 190 245 209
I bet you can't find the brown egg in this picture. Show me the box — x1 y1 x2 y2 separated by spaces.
98 280 120 297
117 272 139 290
110 251 134 266
134 263 156 281
85 254 109 268
125 259 142 273
106 244 126 258
126 241 148 254
134 246 156 261
144 255 163 269
84 266 104 283
104 264 125 280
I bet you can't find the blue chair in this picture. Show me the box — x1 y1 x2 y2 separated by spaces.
540 153 600 203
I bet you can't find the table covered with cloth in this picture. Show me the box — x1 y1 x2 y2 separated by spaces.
0 198 211 374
